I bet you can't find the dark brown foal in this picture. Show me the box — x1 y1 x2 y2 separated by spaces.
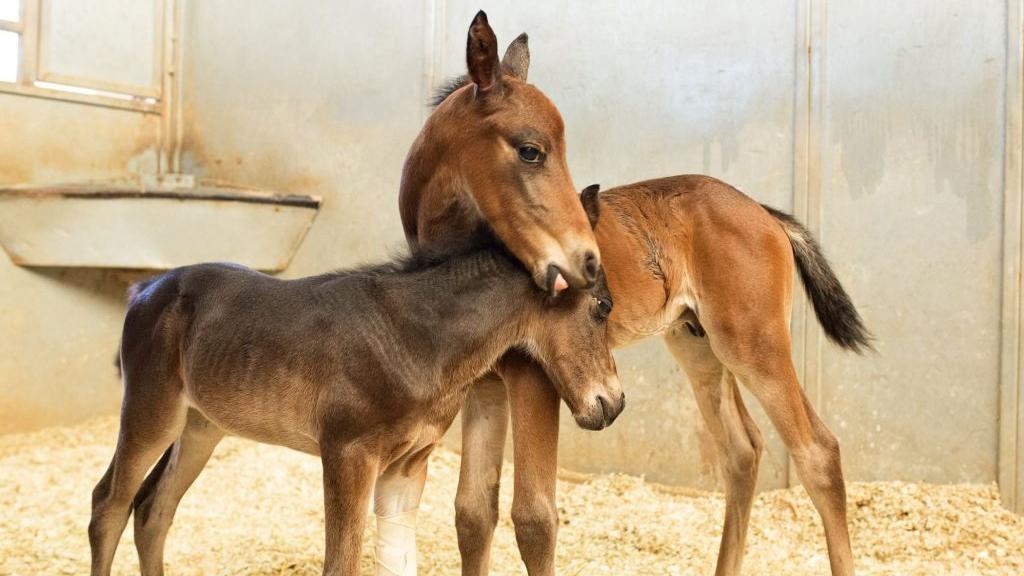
88 238 623 576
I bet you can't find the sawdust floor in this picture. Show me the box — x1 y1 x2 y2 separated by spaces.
2 417 1023 575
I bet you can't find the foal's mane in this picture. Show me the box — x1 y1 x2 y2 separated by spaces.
429 75 471 108
335 226 515 281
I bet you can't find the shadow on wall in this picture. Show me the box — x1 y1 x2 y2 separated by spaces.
0 262 150 434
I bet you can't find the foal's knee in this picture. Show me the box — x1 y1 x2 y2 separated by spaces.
721 440 761 492
511 497 558 553
88 476 123 548
746 416 766 455
132 493 167 541
91 470 113 508
89 474 118 525
794 430 846 495
87 508 105 543
455 491 499 548
818 426 841 456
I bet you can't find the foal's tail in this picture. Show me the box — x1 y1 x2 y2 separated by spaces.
761 205 873 353
114 277 161 379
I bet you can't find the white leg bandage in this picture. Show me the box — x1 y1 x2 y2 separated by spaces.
375 508 418 576
374 468 426 576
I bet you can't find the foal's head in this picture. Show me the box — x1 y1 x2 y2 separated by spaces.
526 271 623 431
400 11 600 296
522 185 623 431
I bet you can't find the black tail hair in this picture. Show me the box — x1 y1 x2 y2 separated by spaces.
761 205 873 353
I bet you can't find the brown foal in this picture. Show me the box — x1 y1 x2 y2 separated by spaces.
88 236 623 576
400 11 600 297
398 16 871 576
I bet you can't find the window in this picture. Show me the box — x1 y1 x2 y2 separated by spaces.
0 29 17 83
0 0 20 82
0 0 19 22
0 0 164 112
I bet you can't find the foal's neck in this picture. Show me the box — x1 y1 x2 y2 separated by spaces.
399 113 480 251
387 249 536 389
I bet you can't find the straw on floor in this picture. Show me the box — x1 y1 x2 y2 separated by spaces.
2 417 1022 575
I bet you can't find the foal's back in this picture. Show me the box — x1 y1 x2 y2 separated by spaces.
119 249 537 454
122 263 389 453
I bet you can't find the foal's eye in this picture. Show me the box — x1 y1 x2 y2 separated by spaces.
595 297 613 319
518 145 542 163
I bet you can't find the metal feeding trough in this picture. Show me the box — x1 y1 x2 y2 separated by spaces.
0 175 321 272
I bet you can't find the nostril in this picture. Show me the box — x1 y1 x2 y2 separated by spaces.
598 395 610 420
583 252 599 281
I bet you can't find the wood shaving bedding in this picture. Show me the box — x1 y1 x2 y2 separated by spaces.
2 418 1022 575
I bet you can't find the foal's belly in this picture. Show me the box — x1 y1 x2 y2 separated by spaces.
379 422 448 471
606 274 699 349
190 392 453 468
184 372 325 456
183 369 464 464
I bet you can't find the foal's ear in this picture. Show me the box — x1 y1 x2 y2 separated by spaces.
466 11 502 95
501 33 530 81
581 184 601 229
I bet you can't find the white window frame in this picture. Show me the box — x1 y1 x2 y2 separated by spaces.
0 0 164 114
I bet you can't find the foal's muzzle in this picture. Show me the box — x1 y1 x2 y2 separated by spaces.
546 263 568 297
544 250 600 295
574 390 626 431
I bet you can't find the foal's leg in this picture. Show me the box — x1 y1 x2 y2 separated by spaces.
133 408 224 575
322 440 378 576
454 373 509 576
710 318 853 576
89 385 187 576
498 351 562 576
663 325 764 576
374 450 430 576
736 354 853 575
684 205 854 575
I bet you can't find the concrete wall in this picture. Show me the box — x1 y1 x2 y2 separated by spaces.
2 0 1022 509
0 94 160 432
818 1 1006 485
176 0 1023 504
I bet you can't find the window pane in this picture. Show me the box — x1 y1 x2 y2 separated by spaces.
43 0 157 93
0 30 18 83
0 0 19 23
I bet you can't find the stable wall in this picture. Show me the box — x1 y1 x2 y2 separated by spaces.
175 0 1024 506
0 93 159 432
2 1 1021 510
